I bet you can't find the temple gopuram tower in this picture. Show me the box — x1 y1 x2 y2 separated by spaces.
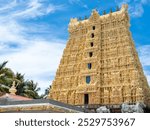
48 4 150 108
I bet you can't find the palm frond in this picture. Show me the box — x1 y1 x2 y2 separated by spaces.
0 61 8 70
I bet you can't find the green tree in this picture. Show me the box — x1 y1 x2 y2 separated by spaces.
25 80 40 99
0 61 14 92
15 72 26 97
0 61 41 99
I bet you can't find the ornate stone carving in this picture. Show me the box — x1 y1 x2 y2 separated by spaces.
48 4 150 107
9 81 17 95
96 106 110 113
121 102 146 113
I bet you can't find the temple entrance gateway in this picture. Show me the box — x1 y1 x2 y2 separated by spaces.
48 4 150 110
84 94 89 105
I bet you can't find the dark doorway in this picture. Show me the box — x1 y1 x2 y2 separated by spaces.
92 26 95 30
90 42 94 47
89 52 93 57
84 94 89 105
91 33 94 38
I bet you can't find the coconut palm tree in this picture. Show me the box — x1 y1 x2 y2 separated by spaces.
0 61 8 71
0 61 14 92
0 61 41 99
25 80 40 99
15 72 27 96
15 73 40 99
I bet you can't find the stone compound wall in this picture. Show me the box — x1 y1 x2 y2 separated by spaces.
48 4 150 107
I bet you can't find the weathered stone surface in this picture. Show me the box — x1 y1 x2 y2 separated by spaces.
48 4 150 107
96 106 110 113
121 102 146 113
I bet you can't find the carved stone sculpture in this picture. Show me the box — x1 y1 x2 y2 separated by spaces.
96 106 110 113
48 4 150 108
121 102 146 113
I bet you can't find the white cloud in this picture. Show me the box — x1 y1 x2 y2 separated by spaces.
68 0 88 9
138 45 150 66
0 0 65 94
13 0 42 18
115 0 149 17
129 3 144 17
0 21 25 44
0 40 65 94
69 0 80 4
138 45 150 86
4 41 65 76
146 76 150 86
11 0 63 19
0 0 17 12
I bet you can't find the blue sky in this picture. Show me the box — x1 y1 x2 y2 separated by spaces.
0 0 150 94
